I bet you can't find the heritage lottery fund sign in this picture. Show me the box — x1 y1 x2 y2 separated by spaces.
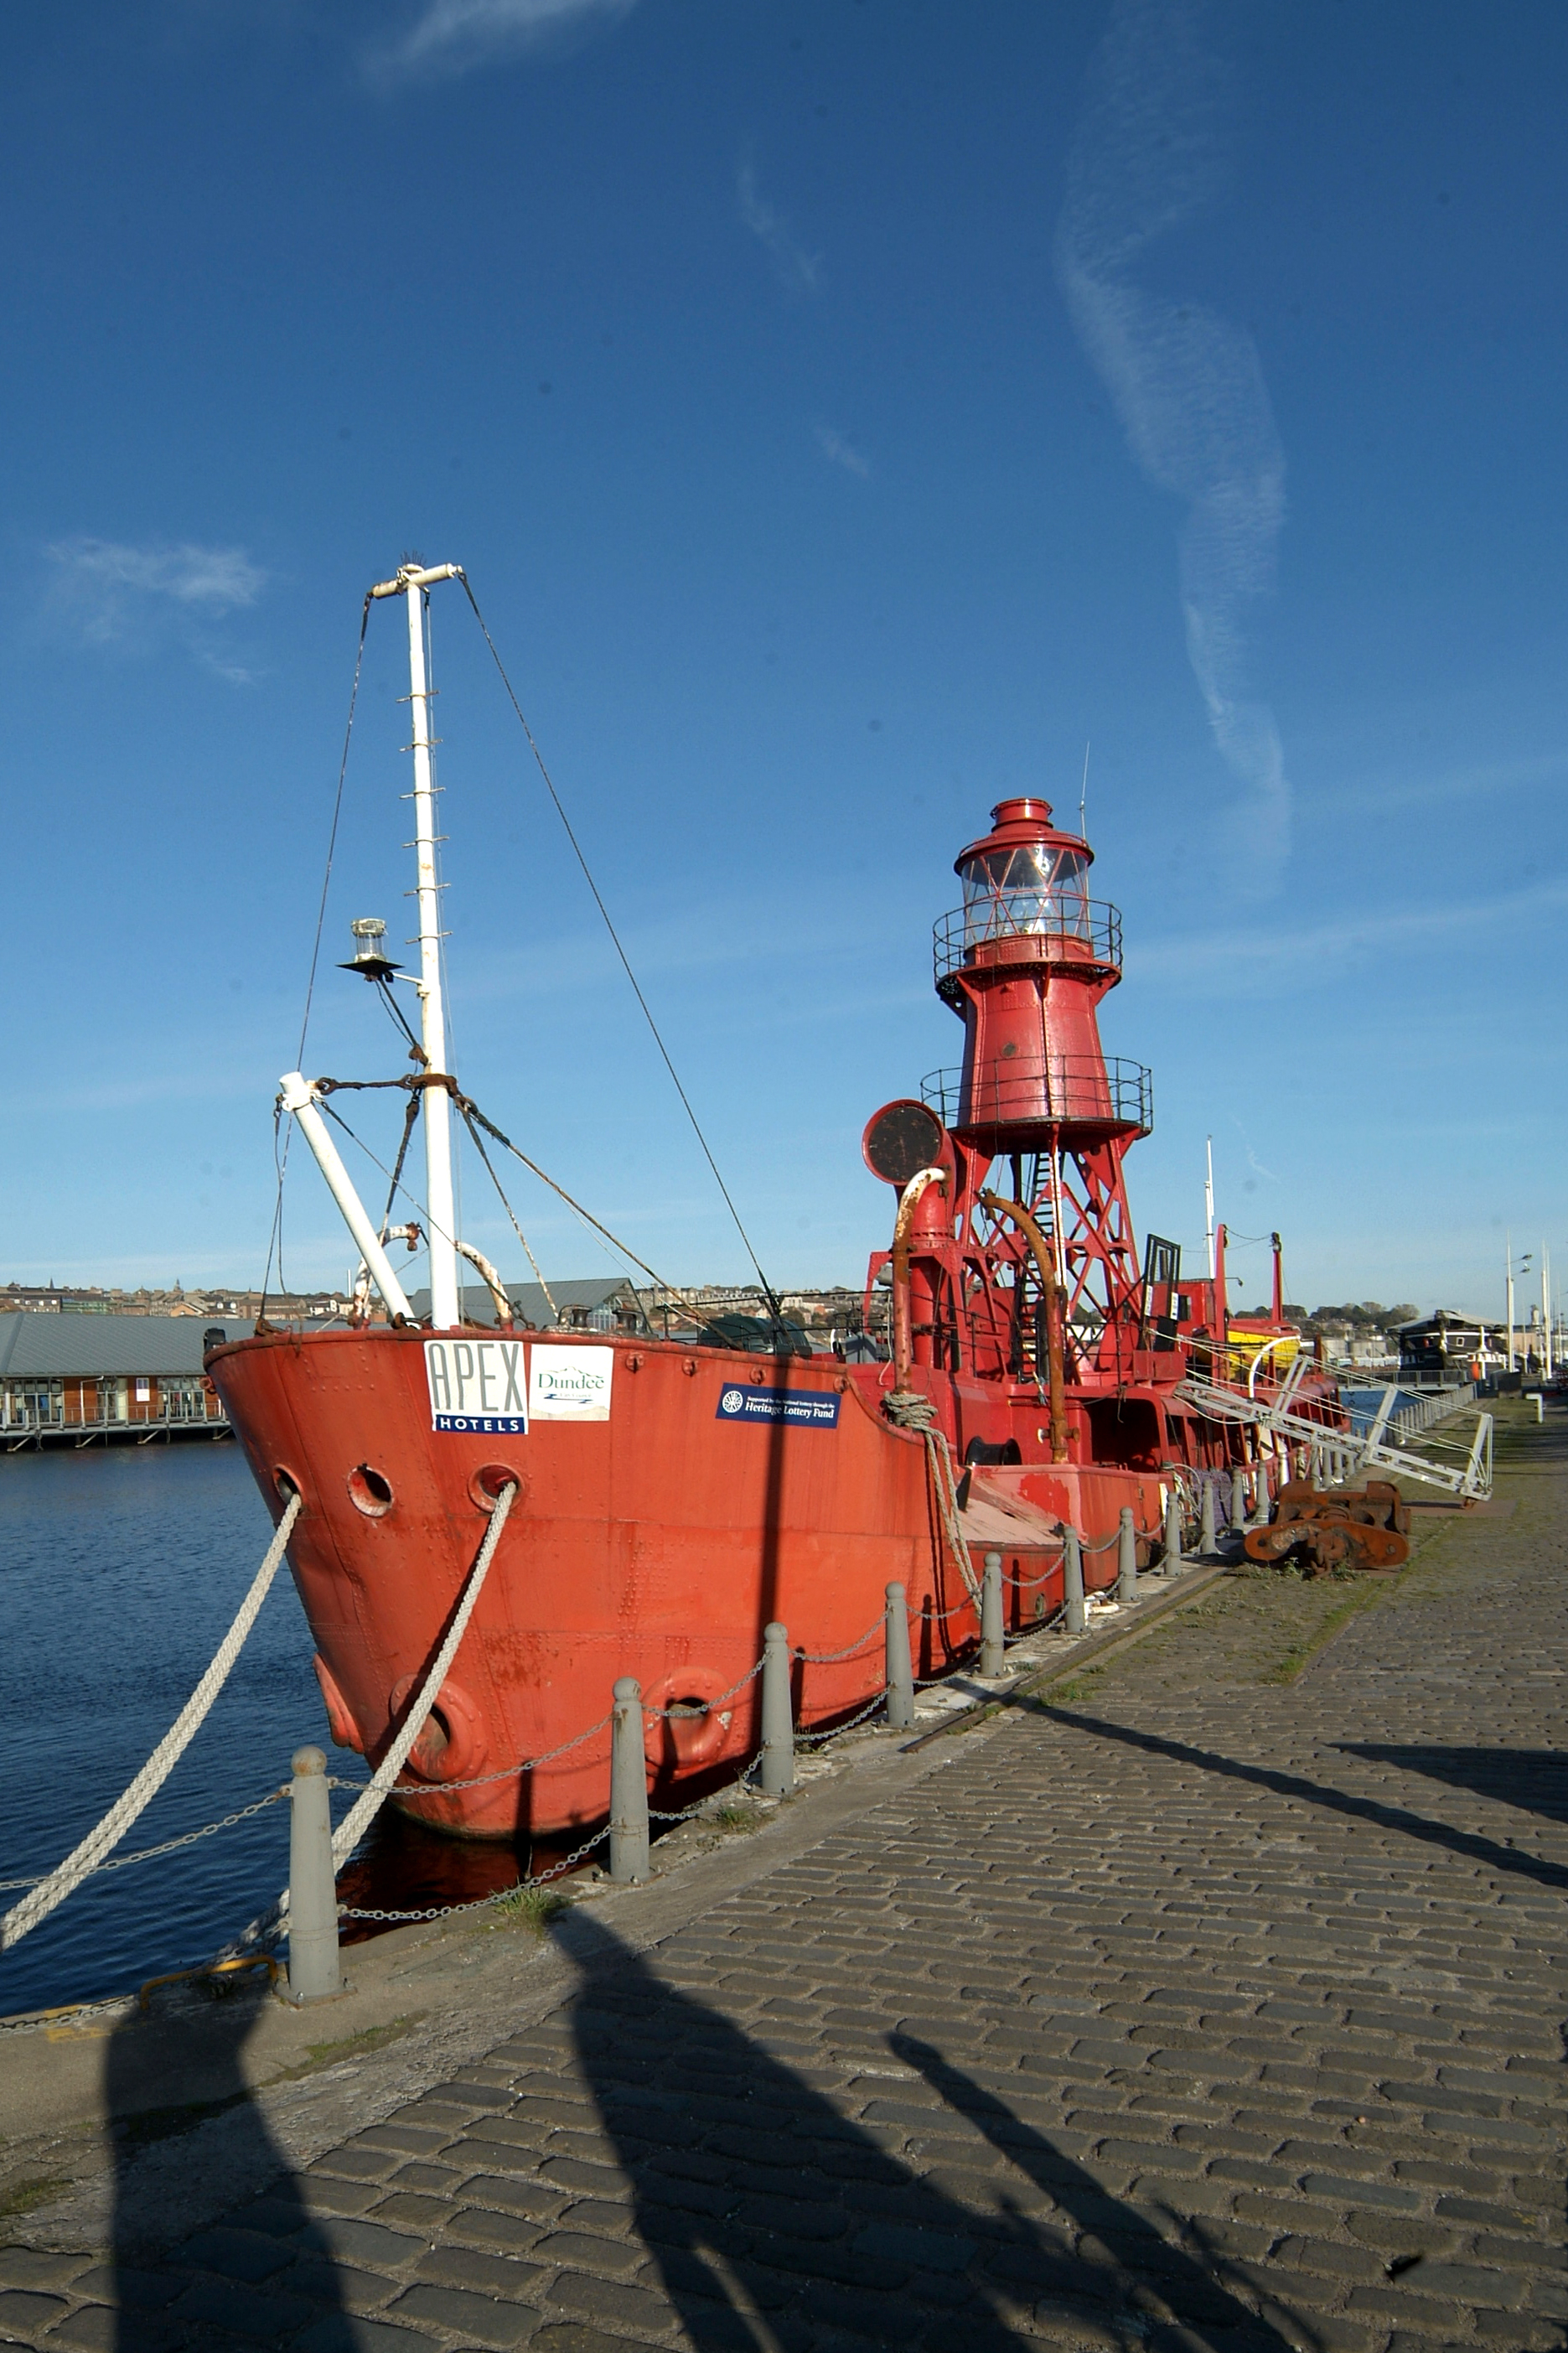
423 1340 616 1432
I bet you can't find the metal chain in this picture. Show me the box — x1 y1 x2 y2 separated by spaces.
794 1687 892 1745
338 1825 613 1922
797 1616 885 1664
0 1791 288 1893
375 1710 613 1803
0 1492 303 1956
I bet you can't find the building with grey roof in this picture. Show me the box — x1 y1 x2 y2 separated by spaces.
405 1276 643 1331
0 1314 235 1449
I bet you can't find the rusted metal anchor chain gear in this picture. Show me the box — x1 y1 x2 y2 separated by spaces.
1244 1477 1411 1575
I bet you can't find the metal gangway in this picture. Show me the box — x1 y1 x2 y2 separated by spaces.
1176 1358 1493 1502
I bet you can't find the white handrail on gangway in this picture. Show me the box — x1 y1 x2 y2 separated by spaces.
1174 1371 1493 1502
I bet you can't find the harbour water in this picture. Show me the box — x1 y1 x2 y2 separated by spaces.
0 1444 525 2020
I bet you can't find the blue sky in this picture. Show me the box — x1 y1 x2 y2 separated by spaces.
4 0 1565 1321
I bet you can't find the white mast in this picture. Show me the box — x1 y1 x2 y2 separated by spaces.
1204 1135 1215 1282
1505 1230 1514 1373
1544 1244 1553 1380
372 561 463 1332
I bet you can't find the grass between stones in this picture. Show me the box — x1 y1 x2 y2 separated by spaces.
0 2174 71 2222
488 1884 571 1935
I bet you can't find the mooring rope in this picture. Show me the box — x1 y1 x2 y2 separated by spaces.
330 1480 517 1868
225 1480 518 1958
0 1491 303 1955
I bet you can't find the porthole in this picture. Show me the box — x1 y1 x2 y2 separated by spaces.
346 1464 395 1518
468 1462 522 1511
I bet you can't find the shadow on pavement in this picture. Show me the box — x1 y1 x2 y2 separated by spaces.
101 1983 343 2350
1336 1743 1568 1826
1040 1707 1568 1892
559 1909 1299 2353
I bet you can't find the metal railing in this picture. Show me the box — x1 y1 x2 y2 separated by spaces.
921 1056 1152 1135
933 898 1123 993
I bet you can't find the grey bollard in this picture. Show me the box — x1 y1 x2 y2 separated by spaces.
1230 1464 1247 1530
759 1621 795 1798
1198 1477 1219 1558
885 1583 915 1730
1117 1506 1138 1604
609 1677 650 1882
1162 1488 1183 1574
1252 1460 1271 1526
980 1552 1005 1677
1063 1528 1086 1633
287 1745 343 2003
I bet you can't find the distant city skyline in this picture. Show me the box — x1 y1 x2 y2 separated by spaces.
3 3 1563 1324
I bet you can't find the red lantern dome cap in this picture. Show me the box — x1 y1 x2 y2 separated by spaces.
954 796 1093 878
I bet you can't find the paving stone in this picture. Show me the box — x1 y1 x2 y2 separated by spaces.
0 2286 69 2333
0 2248 92 2291
67 2263 184 2311
387 2278 540 2343
458 2175 569 2221
415 2242 547 2299
292 2316 443 2351
529 2328 662 2353
546 2269 674 2332
170 2273 317 2338
528 2229 648 2279
46 2309 183 2353
178 2223 297 2282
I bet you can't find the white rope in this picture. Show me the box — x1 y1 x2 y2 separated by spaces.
0 1490 303 1954
329 1480 515 1868
925 1429 981 1604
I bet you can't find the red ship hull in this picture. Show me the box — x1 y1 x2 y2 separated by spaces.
210 1327 1169 1839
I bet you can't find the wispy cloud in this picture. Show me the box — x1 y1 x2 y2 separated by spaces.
738 163 820 295
815 425 868 478
44 536 268 680
1312 748 1568 820
1129 877 1568 994
1055 0 1289 889
373 0 636 77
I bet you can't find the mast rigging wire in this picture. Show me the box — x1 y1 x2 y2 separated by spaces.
297 594 372 1069
317 1084 701 1322
455 573 784 1323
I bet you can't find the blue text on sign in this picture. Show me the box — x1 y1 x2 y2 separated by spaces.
715 1386 841 1430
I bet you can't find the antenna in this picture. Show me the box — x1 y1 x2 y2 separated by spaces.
1079 740 1090 838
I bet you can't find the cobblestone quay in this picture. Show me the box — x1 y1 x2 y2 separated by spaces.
4 1407 1565 2350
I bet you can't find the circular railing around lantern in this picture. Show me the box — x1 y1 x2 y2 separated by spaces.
919 1056 1154 1138
931 898 1123 1008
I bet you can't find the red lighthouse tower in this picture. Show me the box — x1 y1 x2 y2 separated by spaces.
931 796 1150 1368
862 796 1172 1466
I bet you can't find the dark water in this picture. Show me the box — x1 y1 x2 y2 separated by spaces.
0 1444 526 2019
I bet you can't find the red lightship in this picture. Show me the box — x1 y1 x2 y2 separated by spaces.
210 565 1306 1844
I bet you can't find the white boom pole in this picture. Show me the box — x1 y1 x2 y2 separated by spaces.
1204 1136 1215 1282
1506 1230 1514 1373
279 1075 416 1324
369 562 463 1331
